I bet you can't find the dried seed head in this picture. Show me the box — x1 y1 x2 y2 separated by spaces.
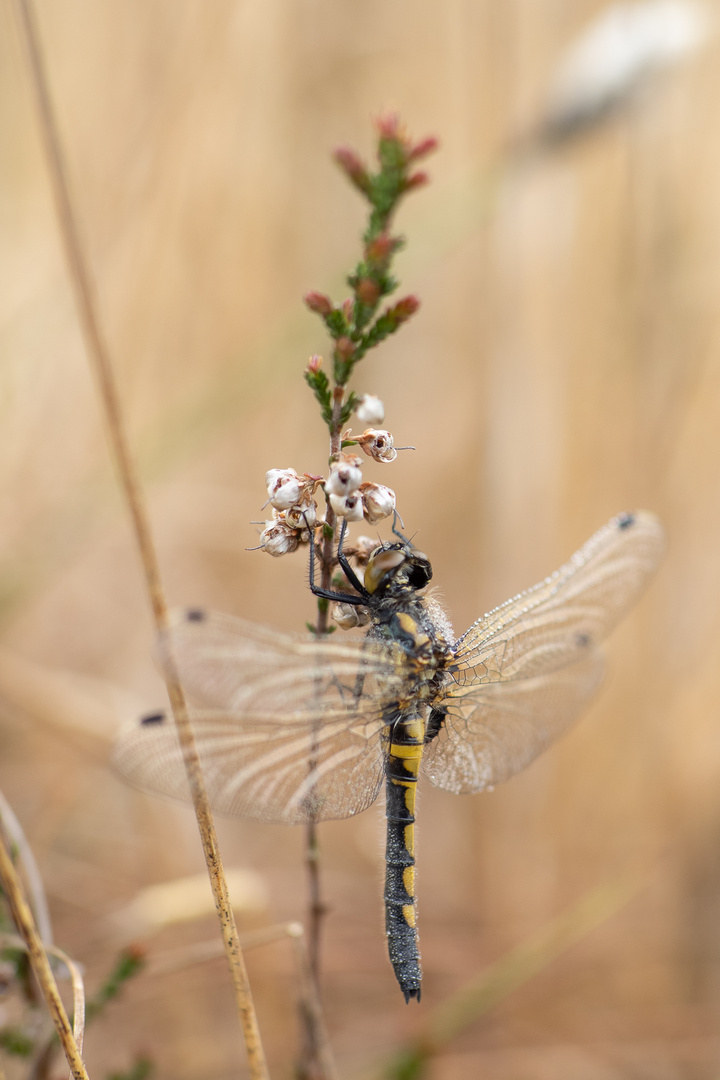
355 394 385 425
332 602 371 630
347 535 381 568
259 516 300 557
355 428 398 463
359 481 396 524
266 468 303 509
329 492 364 521
284 499 317 530
326 457 363 497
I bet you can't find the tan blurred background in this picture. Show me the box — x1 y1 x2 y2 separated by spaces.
1 0 720 1077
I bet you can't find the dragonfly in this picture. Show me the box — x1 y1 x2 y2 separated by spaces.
114 509 664 1002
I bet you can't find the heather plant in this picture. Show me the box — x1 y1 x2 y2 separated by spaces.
250 115 437 1074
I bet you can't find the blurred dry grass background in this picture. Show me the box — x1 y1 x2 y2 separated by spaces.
1 1 720 1077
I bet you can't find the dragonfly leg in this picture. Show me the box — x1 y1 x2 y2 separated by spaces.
306 514 368 605
335 518 370 597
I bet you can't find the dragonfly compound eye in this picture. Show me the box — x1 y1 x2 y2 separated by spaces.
364 548 406 595
364 547 433 596
407 554 432 590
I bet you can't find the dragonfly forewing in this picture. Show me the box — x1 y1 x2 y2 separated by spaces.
450 510 664 685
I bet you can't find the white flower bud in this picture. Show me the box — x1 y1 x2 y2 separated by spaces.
355 394 385 425
332 602 371 630
259 518 299 557
266 468 302 510
329 492 364 522
360 482 396 525
284 499 317 530
326 459 363 496
355 428 397 463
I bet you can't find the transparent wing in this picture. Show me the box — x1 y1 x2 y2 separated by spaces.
114 708 387 824
422 651 605 793
448 510 664 690
114 610 408 824
155 609 401 713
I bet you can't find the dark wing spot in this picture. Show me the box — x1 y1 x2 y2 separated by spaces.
617 512 635 530
141 711 167 726
575 632 592 649
186 608 207 622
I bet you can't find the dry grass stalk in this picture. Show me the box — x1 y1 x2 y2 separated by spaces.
0 933 87 1057
0 788 53 947
0 835 88 1079
10 0 269 1076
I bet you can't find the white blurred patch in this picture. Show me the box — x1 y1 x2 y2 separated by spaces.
543 1 710 138
110 868 268 938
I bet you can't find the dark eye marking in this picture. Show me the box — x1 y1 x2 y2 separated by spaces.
186 608 207 622
141 712 167 726
617 512 635 530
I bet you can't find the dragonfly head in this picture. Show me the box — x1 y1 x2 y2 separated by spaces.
363 543 433 598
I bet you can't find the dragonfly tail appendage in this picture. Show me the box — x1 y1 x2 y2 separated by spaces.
384 715 424 1002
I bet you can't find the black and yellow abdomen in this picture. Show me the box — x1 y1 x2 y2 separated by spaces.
384 711 425 1002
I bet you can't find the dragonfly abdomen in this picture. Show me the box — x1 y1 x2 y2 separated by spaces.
384 712 425 1003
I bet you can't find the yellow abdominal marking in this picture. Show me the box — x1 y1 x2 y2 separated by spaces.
402 904 416 928
403 824 415 856
389 743 422 761
395 612 430 650
404 786 417 814
403 865 415 896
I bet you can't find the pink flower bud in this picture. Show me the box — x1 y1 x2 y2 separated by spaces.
355 278 381 305
392 295 420 321
336 337 355 362
333 147 371 192
365 233 396 265
404 171 429 192
306 354 323 374
304 292 333 315
360 482 396 524
329 492 364 522
408 136 439 161
375 111 402 140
